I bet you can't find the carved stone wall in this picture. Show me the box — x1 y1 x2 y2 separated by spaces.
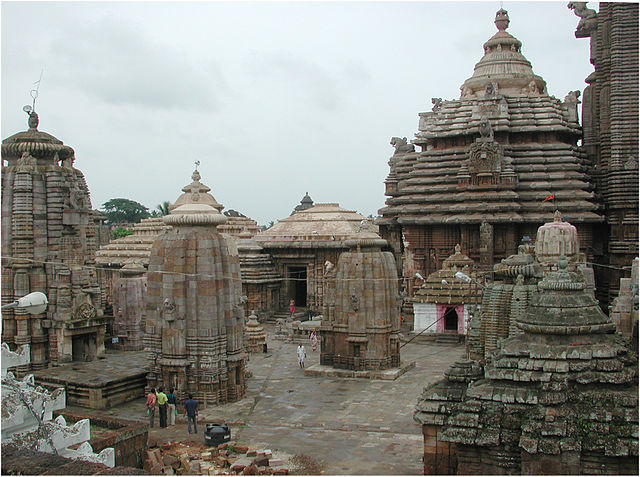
145 170 246 406
1 112 107 370
574 2 639 304
319 230 401 371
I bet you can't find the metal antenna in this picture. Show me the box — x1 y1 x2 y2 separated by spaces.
195 160 200 171
29 69 44 111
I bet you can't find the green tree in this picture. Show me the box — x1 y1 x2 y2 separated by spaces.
100 198 150 224
112 226 134 240
156 201 172 216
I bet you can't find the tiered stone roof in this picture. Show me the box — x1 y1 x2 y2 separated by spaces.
236 231 282 285
413 245 484 306
95 218 169 267
256 203 371 248
379 9 602 226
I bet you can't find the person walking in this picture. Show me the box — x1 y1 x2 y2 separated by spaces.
184 394 199 434
289 299 295 317
156 387 168 428
310 330 318 352
297 344 306 368
146 388 157 428
166 388 177 426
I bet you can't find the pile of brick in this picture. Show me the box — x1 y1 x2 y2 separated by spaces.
143 441 290 475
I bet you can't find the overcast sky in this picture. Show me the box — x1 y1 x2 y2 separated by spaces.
1 1 594 226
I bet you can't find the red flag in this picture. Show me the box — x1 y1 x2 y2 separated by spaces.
543 194 555 202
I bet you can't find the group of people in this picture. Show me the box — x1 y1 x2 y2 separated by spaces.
297 329 319 368
146 387 199 434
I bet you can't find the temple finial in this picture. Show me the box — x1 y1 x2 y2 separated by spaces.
495 8 509 31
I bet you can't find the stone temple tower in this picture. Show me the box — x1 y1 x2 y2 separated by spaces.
1 110 107 370
145 169 246 405
320 222 401 370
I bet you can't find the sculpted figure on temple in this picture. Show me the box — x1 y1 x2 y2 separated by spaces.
568 2 597 31
478 117 494 140
390 136 415 155
431 97 443 111
521 80 539 95
484 81 497 97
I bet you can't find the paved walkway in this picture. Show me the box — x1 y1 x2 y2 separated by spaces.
69 327 464 475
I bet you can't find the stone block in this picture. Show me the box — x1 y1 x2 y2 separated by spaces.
252 455 269 467
242 463 259 475
231 458 252 472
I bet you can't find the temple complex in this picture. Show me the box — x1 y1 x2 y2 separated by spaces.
1 110 108 369
144 169 246 405
415 214 638 474
570 1 639 304
256 202 372 313
377 8 602 327
318 222 401 371
412 245 483 336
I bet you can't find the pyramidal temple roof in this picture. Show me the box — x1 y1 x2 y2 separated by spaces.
378 8 602 226
460 8 547 98
256 203 372 248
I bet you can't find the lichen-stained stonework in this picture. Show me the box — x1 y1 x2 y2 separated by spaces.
377 8 603 327
1 111 108 369
319 223 401 371
144 169 246 405
436 258 638 474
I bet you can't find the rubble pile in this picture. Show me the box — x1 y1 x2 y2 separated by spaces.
143 441 293 475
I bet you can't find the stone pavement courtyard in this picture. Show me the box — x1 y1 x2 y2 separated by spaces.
66 327 464 475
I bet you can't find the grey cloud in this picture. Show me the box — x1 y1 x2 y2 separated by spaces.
47 16 225 112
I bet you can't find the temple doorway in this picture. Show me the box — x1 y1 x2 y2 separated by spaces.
444 307 459 332
288 266 307 307
72 333 97 361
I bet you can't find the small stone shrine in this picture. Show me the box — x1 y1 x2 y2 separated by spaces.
144 169 246 405
236 230 283 322
1 109 108 369
244 311 267 354
111 260 147 350
412 245 483 336
417 255 638 475
318 221 401 371
377 8 602 328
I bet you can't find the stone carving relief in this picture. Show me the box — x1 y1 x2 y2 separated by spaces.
349 283 361 311
73 303 97 321
18 152 36 166
163 298 176 321
390 137 415 155
431 97 443 111
521 80 539 96
468 140 503 175
485 81 498 97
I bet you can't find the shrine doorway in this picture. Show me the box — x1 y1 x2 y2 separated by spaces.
444 307 459 332
287 266 307 307
72 332 97 361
